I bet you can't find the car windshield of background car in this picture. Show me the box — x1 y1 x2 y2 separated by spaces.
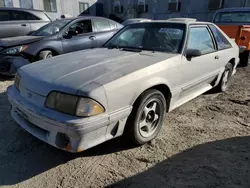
32 19 71 36
215 12 250 23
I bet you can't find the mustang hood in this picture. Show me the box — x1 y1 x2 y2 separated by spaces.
19 48 178 96
0 36 43 48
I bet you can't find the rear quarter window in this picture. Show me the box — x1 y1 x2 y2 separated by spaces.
32 11 51 21
94 18 111 32
209 24 232 50
23 12 40 20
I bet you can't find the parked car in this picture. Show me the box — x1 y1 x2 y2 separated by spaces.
0 7 51 39
7 19 239 153
213 7 250 66
122 18 152 25
0 16 123 76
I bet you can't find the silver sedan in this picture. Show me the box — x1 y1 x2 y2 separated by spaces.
7 19 239 153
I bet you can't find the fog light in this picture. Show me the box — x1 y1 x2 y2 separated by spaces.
55 133 70 148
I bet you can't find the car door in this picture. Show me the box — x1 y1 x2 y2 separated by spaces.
178 25 220 95
9 10 31 36
93 18 117 47
61 19 97 54
208 24 234 67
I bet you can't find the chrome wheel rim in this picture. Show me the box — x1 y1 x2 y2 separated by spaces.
46 53 53 59
222 70 230 90
139 99 161 138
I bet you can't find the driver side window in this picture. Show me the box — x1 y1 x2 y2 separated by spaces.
113 28 145 46
68 20 92 35
187 27 216 55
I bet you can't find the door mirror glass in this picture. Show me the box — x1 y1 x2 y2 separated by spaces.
186 49 201 60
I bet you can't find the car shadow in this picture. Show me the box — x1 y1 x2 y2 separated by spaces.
108 136 250 188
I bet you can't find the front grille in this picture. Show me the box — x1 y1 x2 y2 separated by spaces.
0 63 11 72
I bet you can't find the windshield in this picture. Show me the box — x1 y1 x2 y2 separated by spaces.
32 19 71 36
214 12 250 23
104 23 186 53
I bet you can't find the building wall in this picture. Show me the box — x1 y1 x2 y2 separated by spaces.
8 0 101 20
5 0 250 22
109 0 249 21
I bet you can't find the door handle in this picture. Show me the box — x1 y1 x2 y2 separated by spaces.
21 24 27 27
89 36 96 40
215 55 220 60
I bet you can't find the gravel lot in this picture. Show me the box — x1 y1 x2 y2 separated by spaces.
0 66 249 188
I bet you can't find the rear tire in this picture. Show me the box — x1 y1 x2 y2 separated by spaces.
239 51 249 67
215 63 233 92
38 50 53 60
125 89 166 145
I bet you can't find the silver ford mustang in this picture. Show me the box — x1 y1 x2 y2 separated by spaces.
7 19 239 153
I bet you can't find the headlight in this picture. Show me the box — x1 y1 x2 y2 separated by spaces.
45 91 105 117
0 45 28 55
14 72 21 91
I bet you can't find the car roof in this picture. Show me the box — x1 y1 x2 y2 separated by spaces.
126 18 151 21
0 7 44 12
148 18 212 26
131 18 213 25
215 7 250 13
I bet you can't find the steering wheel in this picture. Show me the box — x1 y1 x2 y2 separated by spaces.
118 39 129 47
162 42 177 51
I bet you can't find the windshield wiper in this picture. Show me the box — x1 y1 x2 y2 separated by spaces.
107 45 120 49
121 47 142 52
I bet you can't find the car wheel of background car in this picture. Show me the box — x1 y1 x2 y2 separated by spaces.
239 51 249 67
216 63 233 92
38 50 53 60
126 89 166 145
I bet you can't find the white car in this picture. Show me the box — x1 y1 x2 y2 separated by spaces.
7 18 239 153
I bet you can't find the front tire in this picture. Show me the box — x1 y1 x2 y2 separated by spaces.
38 50 53 60
126 89 166 145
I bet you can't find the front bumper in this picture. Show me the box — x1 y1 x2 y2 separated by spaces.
7 85 115 153
0 55 30 76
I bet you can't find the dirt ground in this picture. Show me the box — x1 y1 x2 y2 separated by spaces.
0 66 249 188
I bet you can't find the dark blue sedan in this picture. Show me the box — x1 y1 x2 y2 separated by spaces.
0 16 123 76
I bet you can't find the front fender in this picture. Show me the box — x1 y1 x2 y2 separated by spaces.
130 76 172 105
25 40 63 58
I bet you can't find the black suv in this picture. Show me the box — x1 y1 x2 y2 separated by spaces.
0 7 51 38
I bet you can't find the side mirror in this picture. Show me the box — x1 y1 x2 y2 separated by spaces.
63 30 77 39
186 49 202 60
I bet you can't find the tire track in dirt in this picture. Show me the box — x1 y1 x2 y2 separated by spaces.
60 155 109 187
